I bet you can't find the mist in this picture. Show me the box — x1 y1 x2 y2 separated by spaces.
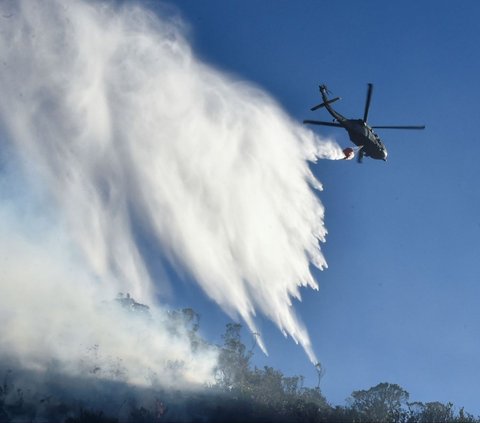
0 0 343 381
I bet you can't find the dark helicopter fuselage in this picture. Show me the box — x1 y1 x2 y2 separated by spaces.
341 119 387 161
319 87 388 161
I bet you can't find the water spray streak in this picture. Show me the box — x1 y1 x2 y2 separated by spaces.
0 0 343 365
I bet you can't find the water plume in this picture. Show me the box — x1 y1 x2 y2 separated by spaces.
0 0 343 368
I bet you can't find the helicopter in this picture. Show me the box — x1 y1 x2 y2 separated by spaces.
303 84 425 163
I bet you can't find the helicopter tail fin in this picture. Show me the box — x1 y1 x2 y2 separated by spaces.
310 96 341 111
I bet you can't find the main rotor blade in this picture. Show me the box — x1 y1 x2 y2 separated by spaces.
303 120 342 127
363 83 373 123
371 125 426 130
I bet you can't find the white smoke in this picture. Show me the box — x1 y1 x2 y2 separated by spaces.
0 0 343 369
0 192 218 387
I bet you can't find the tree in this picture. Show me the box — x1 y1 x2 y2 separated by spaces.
216 323 253 390
349 382 409 423
299 386 329 410
246 366 285 406
457 407 478 423
406 401 455 423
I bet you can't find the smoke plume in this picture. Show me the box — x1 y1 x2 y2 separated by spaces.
0 0 343 373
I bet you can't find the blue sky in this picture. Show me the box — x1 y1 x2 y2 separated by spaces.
159 0 480 412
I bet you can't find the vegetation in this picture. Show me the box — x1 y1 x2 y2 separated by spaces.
0 306 478 422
